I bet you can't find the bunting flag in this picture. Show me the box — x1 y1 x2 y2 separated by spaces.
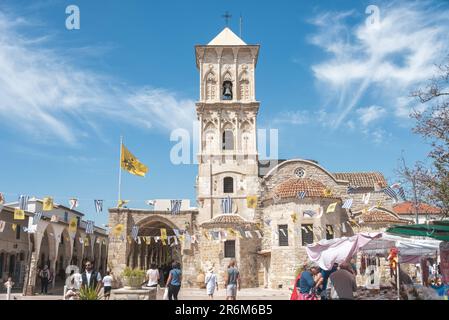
210 232 219 240
146 200 156 206
112 224 124 236
131 225 139 241
273 193 281 204
326 202 338 214
79 237 84 244
84 238 89 247
291 212 297 223
383 186 398 202
12 223 17 231
347 186 356 194
121 143 149 177
170 200 182 215
246 196 258 209
301 226 308 233
362 193 371 205
297 191 307 199
51 215 59 222
145 236 152 244
118 200 129 208
374 182 383 192
391 183 406 201
85 220 94 234
303 210 316 218
323 188 333 197
237 228 245 239
137 237 141 245
327 226 334 235
42 197 54 211
69 198 78 210
179 234 185 242
127 236 132 244
18 195 29 211
342 198 353 209
221 196 232 214
307 225 313 232
245 231 253 238
173 229 180 237
254 230 263 238
160 228 167 241
14 208 25 220
173 236 178 245
69 217 78 233
94 200 103 213
279 228 287 237
33 212 43 225
0 220 5 232
202 230 210 240
227 228 237 237
376 200 383 208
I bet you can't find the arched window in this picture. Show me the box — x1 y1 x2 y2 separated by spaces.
239 79 249 101
205 72 216 101
222 130 234 150
222 80 233 100
223 177 234 193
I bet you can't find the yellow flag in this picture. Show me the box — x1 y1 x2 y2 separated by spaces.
146 236 152 244
323 188 333 197
69 217 78 233
160 228 167 240
227 228 238 237
14 208 25 220
84 238 89 247
179 234 185 242
202 230 210 240
246 196 258 209
291 212 297 223
12 223 17 231
43 197 54 211
112 224 124 236
376 200 383 208
326 202 338 214
121 143 148 177
118 200 129 208
127 235 132 244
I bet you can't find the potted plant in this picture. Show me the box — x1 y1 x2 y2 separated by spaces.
79 283 103 300
121 267 146 289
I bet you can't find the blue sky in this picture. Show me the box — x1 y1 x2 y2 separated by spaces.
1 0 449 226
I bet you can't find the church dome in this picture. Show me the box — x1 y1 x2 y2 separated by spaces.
270 178 339 200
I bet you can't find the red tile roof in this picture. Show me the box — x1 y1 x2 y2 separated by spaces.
354 207 411 225
200 214 257 229
333 172 387 188
270 178 340 199
393 202 442 215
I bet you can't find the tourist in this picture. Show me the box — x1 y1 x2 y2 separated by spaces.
224 259 240 300
146 264 160 288
39 265 51 294
165 262 182 300
298 262 320 300
102 271 113 300
350 258 358 276
4 276 14 290
328 262 357 300
81 260 102 289
320 263 338 300
205 266 218 300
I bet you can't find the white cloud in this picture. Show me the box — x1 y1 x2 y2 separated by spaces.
356 105 387 126
272 110 309 125
0 11 195 145
309 1 449 128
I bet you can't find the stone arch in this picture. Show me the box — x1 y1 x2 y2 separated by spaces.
239 68 250 101
204 70 217 101
71 231 84 269
37 224 57 269
203 122 217 153
55 228 72 282
222 122 234 151
241 121 253 153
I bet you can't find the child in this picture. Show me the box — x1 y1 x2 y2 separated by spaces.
4 277 14 290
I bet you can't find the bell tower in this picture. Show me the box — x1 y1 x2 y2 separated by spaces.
195 27 260 223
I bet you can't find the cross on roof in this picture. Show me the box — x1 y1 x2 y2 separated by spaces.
222 11 232 26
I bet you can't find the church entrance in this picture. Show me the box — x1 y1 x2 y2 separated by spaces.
127 220 181 286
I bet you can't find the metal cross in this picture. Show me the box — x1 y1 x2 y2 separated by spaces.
222 11 232 26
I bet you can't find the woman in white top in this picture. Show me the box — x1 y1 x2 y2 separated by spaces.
146 264 160 287
205 266 218 300
102 271 114 300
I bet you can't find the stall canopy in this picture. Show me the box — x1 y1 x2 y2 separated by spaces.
386 221 449 241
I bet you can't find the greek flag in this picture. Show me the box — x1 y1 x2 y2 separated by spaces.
85 220 94 234
131 225 139 241
347 186 356 194
391 183 406 201
19 195 29 210
297 191 307 199
221 196 232 214
342 198 353 209
69 198 78 210
94 200 103 213
170 200 182 215
33 212 43 225
383 187 398 202
303 210 316 218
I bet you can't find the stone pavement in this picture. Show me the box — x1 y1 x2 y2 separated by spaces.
0 288 291 301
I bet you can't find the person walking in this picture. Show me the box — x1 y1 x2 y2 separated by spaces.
205 266 218 300
102 271 113 300
81 260 102 290
328 262 357 300
225 259 240 300
39 265 50 294
320 263 338 300
165 262 182 300
146 264 160 288
298 262 320 300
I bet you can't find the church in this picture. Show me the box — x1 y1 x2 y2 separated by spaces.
107 27 407 289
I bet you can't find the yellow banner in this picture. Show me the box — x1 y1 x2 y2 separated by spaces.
326 202 338 214
121 143 148 177
118 199 129 208
69 217 78 233
12 223 17 231
291 212 297 223
246 196 258 209
112 224 124 236
43 197 54 211
14 208 25 220
160 228 167 240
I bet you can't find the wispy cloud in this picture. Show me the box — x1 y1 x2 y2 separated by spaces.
0 11 195 145
356 105 387 126
272 110 309 125
308 1 449 128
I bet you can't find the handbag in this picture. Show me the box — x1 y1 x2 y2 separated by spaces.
163 287 169 300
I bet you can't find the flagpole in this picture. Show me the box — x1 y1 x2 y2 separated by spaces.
118 136 123 206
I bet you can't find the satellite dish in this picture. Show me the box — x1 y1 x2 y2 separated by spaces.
65 265 79 275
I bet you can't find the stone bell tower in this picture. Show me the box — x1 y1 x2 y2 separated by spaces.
195 27 261 224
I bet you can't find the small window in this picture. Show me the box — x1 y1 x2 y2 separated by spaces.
301 224 314 246
294 167 305 178
223 177 234 193
222 130 234 150
224 240 236 258
278 225 289 246
326 225 334 240
16 226 21 240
